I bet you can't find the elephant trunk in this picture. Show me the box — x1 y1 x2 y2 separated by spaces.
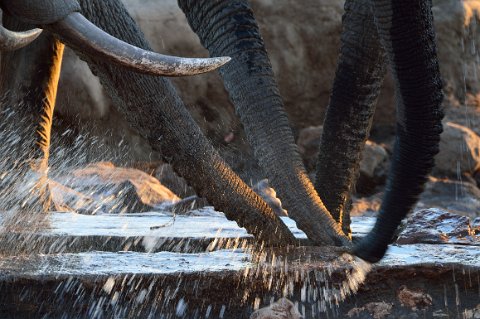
179 0 349 246
315 0 386 235
354 0 444 262
77 0 296 247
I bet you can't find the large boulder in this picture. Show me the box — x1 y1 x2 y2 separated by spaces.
434 122 480 176
416 177 480 218
297 125 389 194
51 162 179 214
50 0 480 170
396 209 478 245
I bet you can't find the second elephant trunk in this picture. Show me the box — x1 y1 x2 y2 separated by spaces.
315 0 386 235
179 0 349 246
74 0 295 247
354 0 444 262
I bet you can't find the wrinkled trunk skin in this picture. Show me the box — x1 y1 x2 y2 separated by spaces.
179 0 349 247
0 16 64 214
315 0 386 236
65 0 295 246
354 0 444 262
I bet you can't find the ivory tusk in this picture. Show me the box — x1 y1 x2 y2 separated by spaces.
48 12 230 77
0 25 42 51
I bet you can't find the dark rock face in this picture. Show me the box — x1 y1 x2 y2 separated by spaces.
155 163 196 198
396 209 479 245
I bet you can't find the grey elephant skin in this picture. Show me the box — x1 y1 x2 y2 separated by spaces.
0 0 443 263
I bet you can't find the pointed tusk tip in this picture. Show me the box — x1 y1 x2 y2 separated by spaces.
215 56 231 67
0 27 43 51
32 29 44 37
221 56 232 63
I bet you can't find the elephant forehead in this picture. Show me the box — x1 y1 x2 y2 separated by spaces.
1 0 80 25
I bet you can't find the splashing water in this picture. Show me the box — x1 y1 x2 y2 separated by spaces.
327 253 372 304
243 246 373 315
0 104 133 235
0 105 375 316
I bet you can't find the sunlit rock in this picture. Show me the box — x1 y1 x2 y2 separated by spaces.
48 179 96 212
51 162 179 214
434 0 480 102
160 195 209 215
252 179 287 216
396 209 478 245
434 122 480 176
350 193 382 217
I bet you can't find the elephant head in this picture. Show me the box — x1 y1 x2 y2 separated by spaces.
0 0 444 263
0 0 229 75
0 0 297 246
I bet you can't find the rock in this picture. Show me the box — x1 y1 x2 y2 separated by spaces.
350 193 382 217
474 169 480 188
356 141 389 194
359 141 389 180
250 298 302 319
297 126 389 194
48 180 96 213
434 122 480 176
433 0 480 102
51 162 179 214
155 163 196 198
416 177 480 218
161 195 209 215
473 217 480 235
347 302 393 319
49 0 480 170
396 209 477 245
397 286 433 311
252 179 288 217
296 126 324 172
464 304 480 319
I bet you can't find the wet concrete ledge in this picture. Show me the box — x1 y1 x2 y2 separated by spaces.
0 212 479 318
0 213 377 254
0 258 478 318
